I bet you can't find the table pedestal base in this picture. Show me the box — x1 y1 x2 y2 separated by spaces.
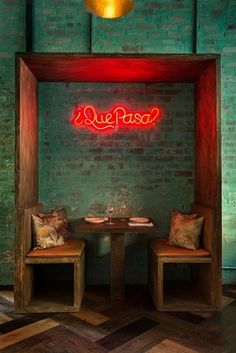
110 233 125 300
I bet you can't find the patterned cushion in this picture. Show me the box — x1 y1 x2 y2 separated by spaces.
38 208 70 240
168 210 204 250
32 214 65 249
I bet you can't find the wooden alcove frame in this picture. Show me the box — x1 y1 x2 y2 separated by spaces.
15 53 222 311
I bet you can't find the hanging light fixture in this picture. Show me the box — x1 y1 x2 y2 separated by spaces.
84 0 133 19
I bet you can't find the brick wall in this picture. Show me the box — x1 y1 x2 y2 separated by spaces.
0 0 25 284
33 0 195 54
39 82 195 283
92 0 195 53
33 0 90 52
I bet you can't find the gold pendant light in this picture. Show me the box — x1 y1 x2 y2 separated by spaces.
84 0 133 19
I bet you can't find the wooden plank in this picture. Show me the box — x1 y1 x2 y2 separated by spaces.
147 339 199 353
0 285 234 353
53 313 105 342
110 326 164 353
157 259 163 309
0 318 59 350
191 204 221 308
159 257 211 264
15 204 42 312
96 317 158 350
25 257 80 264
46 325 107 353
0 333 52 353
195 62 218 207
15 57 38 312
74 249 85 310
0 291 14 304
195 59 222 311
110 233 125 300
72 306 109 326
18 53 219 83
0 314 49 334
0 311 12 324
25 302 75 313
215 56 222 310
194 59 222 312
15 58 38 210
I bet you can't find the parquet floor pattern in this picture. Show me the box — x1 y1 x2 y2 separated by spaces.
0 285 236 353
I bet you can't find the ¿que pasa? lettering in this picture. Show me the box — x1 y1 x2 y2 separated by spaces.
71 105 160 132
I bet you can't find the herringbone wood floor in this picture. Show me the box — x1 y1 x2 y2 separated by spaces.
0 285 236 353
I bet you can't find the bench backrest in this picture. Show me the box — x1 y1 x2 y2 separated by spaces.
191 203 215 254
23 203 43 256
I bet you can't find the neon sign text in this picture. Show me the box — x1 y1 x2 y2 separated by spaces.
71 105 160 132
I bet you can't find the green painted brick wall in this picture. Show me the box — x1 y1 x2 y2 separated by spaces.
0 0 25 284
92 0 195 53
33 0 90 52
38 82 195 284
0 0 236 284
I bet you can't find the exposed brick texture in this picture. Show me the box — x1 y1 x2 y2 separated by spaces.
39 82 194 284
0 0 25 284
92 0 195 53
33 0 90 52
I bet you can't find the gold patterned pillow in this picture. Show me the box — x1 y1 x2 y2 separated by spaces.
37 208 70 240
168 210 204 250
32 214 65 249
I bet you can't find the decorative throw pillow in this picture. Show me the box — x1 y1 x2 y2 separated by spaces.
168 210 204 250
38 208 70 240
32 214 65 249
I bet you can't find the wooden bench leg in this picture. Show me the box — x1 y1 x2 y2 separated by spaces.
74 250 85 311
15 263 34 313
149 248 164 310
157 259 164 310
149 247 156 306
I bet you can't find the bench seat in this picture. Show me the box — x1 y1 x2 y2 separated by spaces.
26 238 85 258
150 238 210 258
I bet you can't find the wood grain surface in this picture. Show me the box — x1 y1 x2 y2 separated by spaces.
0 285 235 353
18 53 219 83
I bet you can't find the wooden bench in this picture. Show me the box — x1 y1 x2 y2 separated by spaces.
149 203 222 311
15 203 85 313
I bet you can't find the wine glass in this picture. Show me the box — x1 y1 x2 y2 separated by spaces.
106 204 114 225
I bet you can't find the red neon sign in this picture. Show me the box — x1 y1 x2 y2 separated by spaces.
71 105 160 132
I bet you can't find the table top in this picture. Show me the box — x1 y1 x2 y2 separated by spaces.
76 217 158 234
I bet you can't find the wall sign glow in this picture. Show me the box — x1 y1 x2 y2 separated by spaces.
71 105 160 132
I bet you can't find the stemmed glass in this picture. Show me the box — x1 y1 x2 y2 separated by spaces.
106 203 114 225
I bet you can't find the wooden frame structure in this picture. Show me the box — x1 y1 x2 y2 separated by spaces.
18 204 85 313
15 53 221 311
149 204 220 311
